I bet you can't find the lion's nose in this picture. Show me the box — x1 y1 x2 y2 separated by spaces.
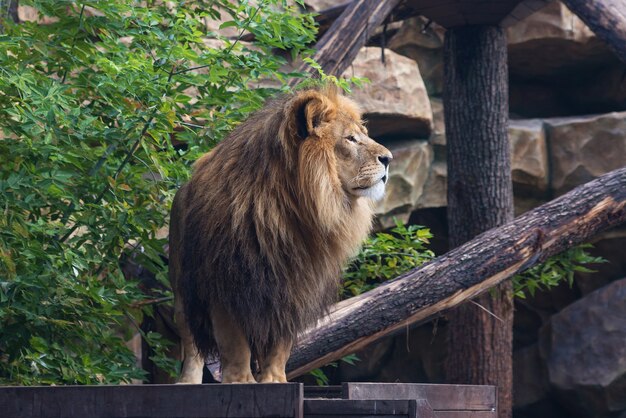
378 154 392 168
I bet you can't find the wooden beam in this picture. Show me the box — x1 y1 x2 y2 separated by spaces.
560 0 626 63
299 0 402 77
0 384 303 418
286 167 626 378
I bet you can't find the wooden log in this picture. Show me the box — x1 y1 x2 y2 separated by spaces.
298 0 402 77
560 0 626 64
286 167 626 378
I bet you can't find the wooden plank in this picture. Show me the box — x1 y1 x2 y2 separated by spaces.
305 399 436 417
343 383 496 412
0 383 303 418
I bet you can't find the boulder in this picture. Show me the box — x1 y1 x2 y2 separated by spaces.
540 278 626 417
303 0 349 11
509 119 549 191
507 1 614 81
388 17 445 96
506 2 626 117
429 98 446 146
346 47 433 140
375 140 433 228
545 112 626 195
415 157 447 210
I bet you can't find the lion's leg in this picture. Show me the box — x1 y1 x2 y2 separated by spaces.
211 305 256 383
175 297 205 384
257 339 292 383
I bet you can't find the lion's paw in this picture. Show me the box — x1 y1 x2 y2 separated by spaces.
222 371 257 384
257 372 287 383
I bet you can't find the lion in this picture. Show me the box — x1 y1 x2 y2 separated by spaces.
169 85 392 384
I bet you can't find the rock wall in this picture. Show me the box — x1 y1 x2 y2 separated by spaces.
306 2 626 417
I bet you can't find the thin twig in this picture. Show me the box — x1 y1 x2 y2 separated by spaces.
130 296 174 308
470 300 505 323
61 4 86 84
172 2 264 76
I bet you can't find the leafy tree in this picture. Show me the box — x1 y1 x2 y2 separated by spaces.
0 0 317 385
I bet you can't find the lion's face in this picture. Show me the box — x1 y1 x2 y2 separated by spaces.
332 117 392 201
289 88 392 203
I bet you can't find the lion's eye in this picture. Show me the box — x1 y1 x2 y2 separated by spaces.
345 135 358 143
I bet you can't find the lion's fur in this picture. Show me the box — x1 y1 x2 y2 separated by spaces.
169 86 389 360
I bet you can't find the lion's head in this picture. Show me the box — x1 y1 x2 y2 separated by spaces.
281 86 392 228
171 85 392 383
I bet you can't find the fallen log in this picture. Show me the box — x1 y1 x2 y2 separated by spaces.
297 0 402 78
286 167 626 378
561 0 626 64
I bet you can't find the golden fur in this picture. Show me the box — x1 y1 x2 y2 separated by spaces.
169 86 392 383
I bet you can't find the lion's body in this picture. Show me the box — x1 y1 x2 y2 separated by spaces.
170 86 392 383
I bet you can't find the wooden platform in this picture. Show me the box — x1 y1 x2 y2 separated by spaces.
0 382 496 418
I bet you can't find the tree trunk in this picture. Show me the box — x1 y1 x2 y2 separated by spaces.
560 0 626 64
286 166 626 379
296 0 401 78
443 26 513 418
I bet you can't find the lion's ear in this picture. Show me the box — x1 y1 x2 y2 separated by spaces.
286 91 337 140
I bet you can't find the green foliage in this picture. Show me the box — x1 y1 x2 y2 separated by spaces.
512 244 605 299
301 57 369 93
342 220 435 298
309 354 360 386
0 0 317 385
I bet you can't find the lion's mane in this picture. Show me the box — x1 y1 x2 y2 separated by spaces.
172 86 374 357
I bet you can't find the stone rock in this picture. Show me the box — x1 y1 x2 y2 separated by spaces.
429 98 445 146
507 1 614 81
375 140 433 228
509 119 549 191
514 344 550 408
506 2 626 117
545 112 626 195
416 158 447 210
303 0 349 11
388 17 445 96
346 47 433 140
540 278 626 417
507 1 594 45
